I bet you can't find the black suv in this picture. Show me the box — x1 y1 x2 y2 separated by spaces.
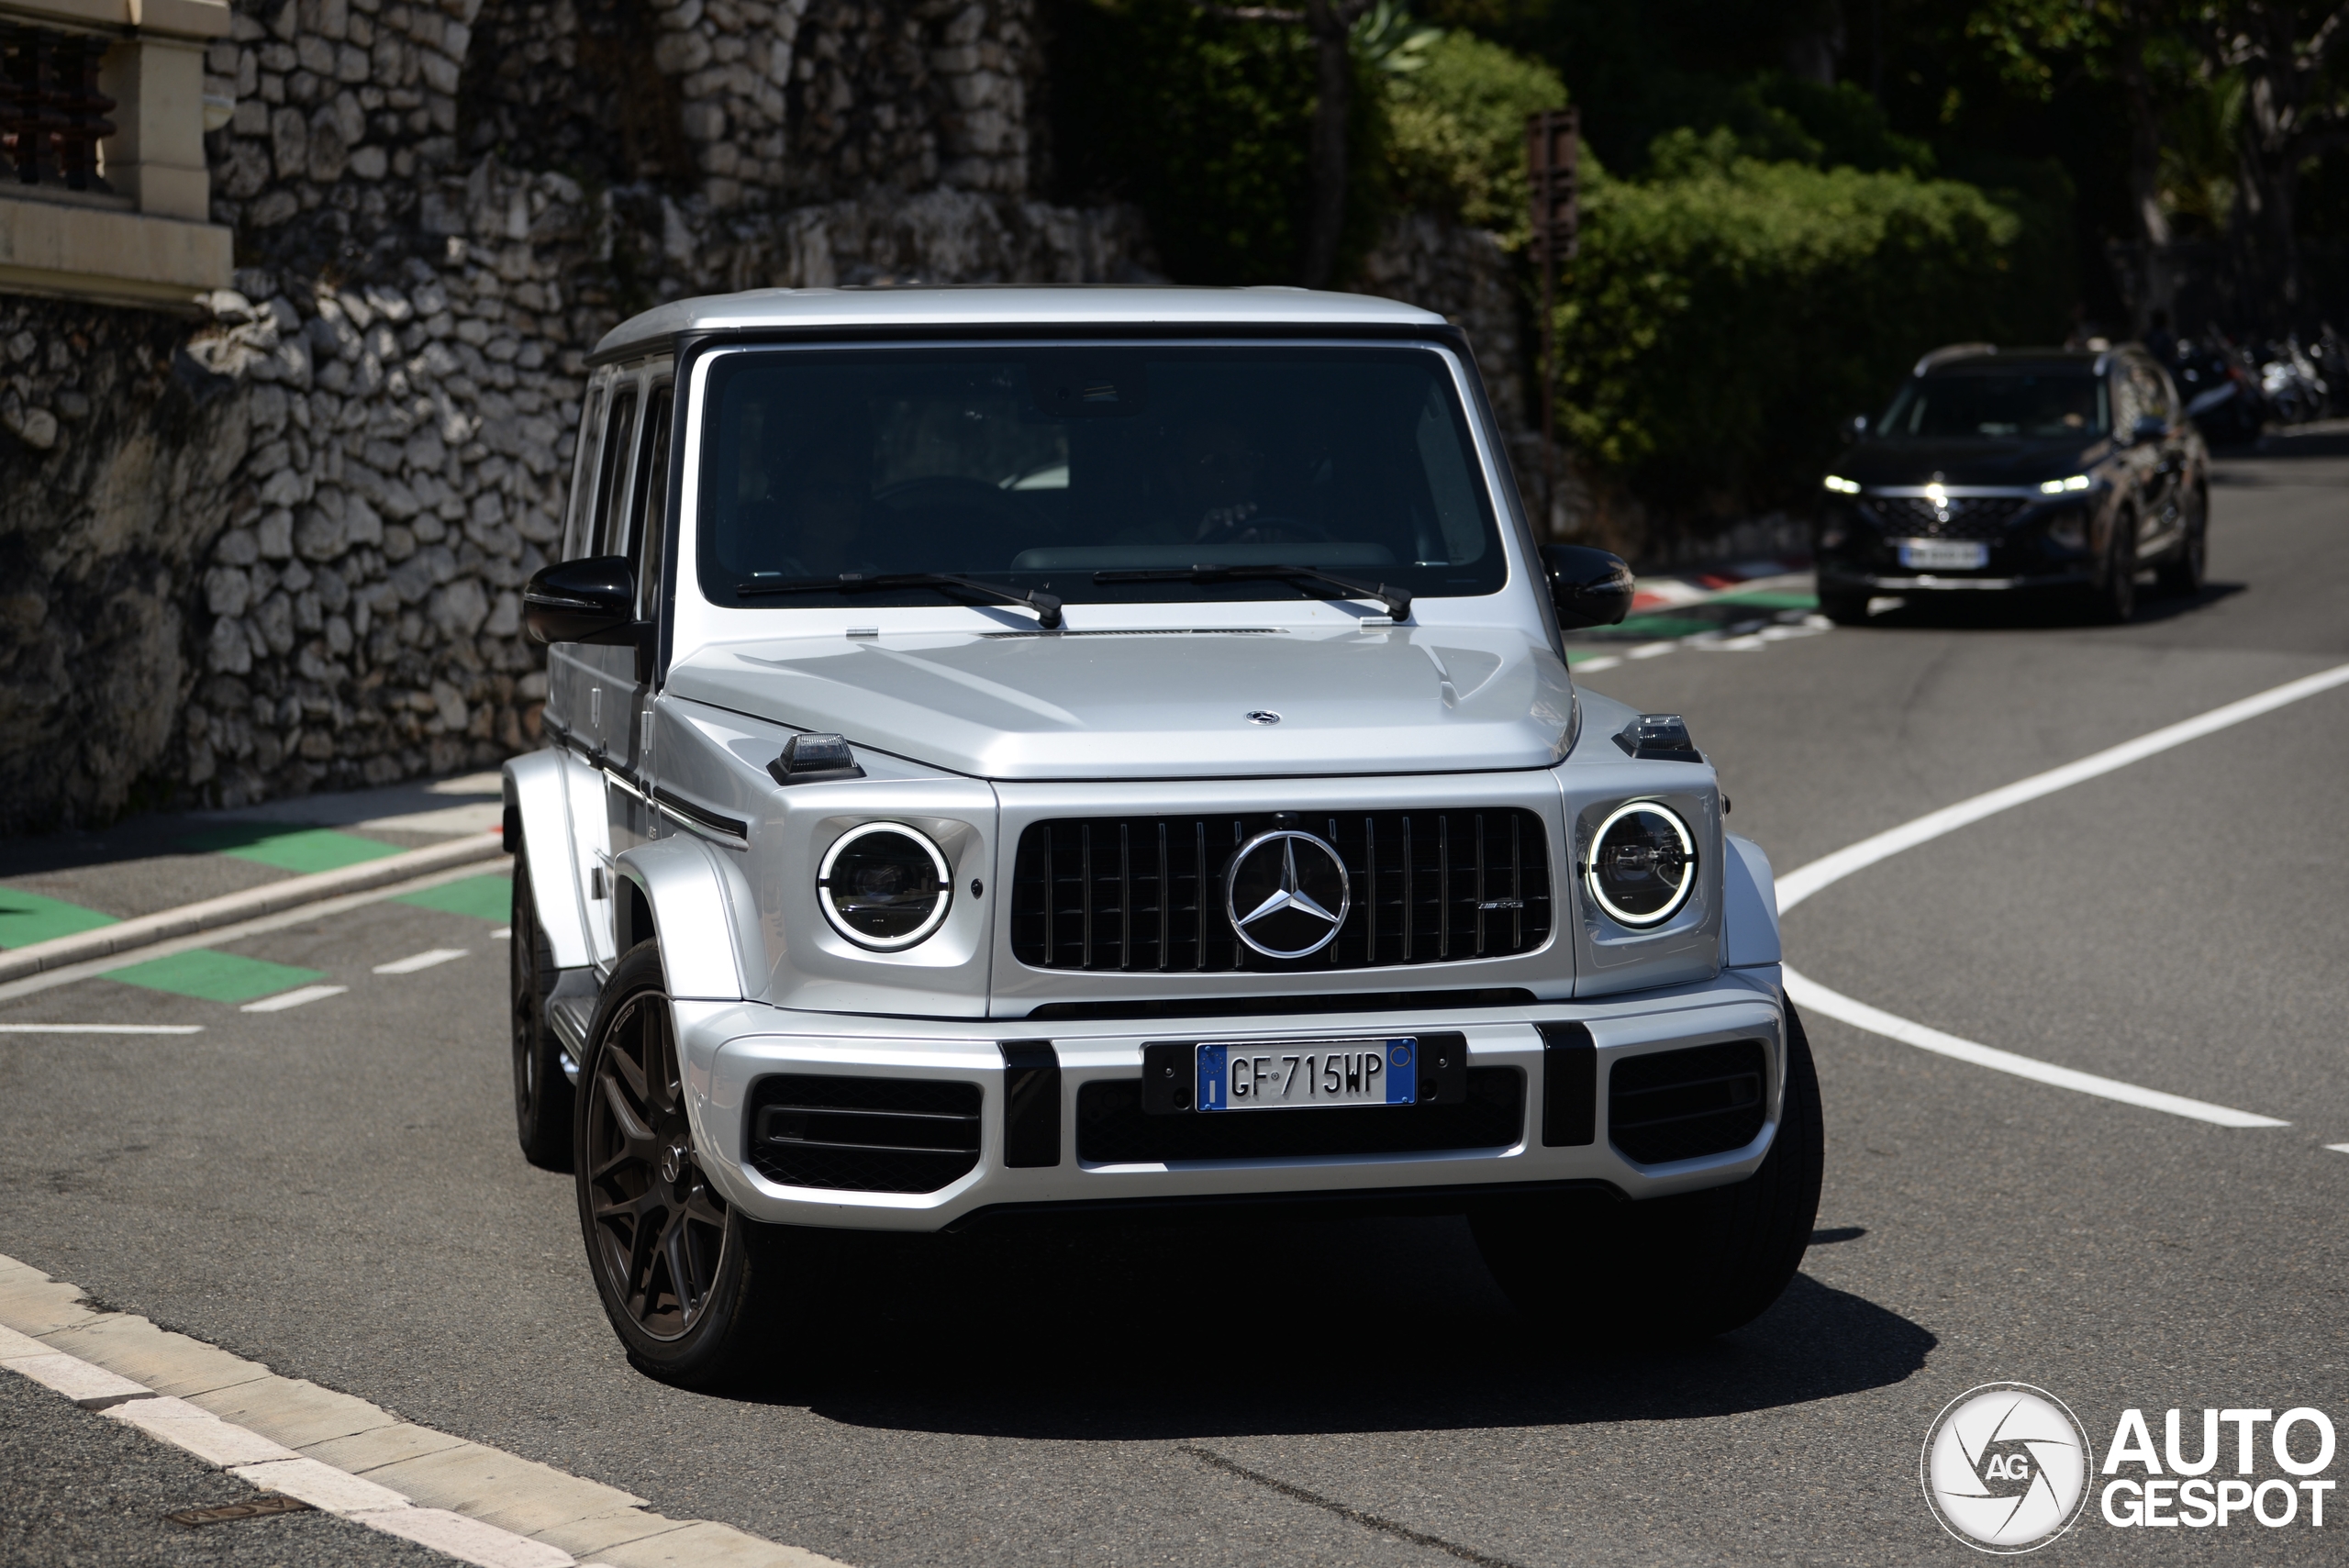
1814 344 2209 623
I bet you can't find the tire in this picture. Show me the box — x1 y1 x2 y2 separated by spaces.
1816 590 1871 626
1472 1003 1825 1344
574 940 811 1388
2155 492 2207 597
2088 511 2139 624
510 839 573 1172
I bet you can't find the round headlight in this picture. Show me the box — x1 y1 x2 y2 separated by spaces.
818 823 952 950
1585 801 1697 927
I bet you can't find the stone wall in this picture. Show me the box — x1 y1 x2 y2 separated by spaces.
0 0 1152 831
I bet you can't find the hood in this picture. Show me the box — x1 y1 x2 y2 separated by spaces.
664 626 1576 780
1835 438 2110 488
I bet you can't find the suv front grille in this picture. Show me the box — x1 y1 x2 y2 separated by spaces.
1866 495 2032 539
1010 811 1551 973
1077 1067 1524 1162
1608 1041 1767 1165
747 1074 982 1193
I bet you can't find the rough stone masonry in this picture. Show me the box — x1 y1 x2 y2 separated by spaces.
0 0 1525 832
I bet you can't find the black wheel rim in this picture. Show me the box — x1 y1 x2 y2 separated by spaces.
584 990 728 1340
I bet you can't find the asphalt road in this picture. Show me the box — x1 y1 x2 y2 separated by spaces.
2 437 2344 1566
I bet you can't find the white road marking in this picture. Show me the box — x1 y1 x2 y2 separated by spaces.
490 927 512 940
373 948 468 974
1780 661 2349 912
1571 609 1831 679
1785 967 2288 1128
1572 655 1622 673
1627 640 1679 660
239 984 348 1013
0 1024 203 1034
2325 1144 2349 1155
1778 663 2349 1126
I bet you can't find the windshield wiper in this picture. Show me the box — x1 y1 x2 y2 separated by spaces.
1092 564 1411 620
735 572 1063 629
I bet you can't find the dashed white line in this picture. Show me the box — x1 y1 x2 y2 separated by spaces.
0 1024 204 1034
490 927 512 940
1780 662 2349 1125
373 948 469 975
2325 1144 2349 1156
239 984 349 1013
1784 967 2288 1128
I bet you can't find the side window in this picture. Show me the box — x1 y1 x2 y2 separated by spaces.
563 381 607 561
593 387 640 559
631 384 675 617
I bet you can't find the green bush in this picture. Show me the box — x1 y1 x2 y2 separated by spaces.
1045 0 1386 284
1555 131 2069 514
1383 30 1566 238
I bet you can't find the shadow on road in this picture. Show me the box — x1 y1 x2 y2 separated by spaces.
1851 579 2243 633
732 1214 1935 1440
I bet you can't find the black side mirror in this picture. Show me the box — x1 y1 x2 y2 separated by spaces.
1844 412 1870 443
1541 544 1635 630
524 555 640 645
2129 415 2168 445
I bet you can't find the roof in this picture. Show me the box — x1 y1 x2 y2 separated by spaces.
591 285 1453 362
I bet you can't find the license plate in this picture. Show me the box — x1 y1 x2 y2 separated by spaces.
1897 539 1988 570
1197 1039 1418 1111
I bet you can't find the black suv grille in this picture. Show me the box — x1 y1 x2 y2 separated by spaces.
1866 495 2031 540
1010 811 1551 973
1077 1068 1524 1162
747 1074 982 1194
1608 1041 1767 1165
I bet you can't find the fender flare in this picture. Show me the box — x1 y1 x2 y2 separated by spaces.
614 836 746 1002
503 750 595 971
1720 832 1781 969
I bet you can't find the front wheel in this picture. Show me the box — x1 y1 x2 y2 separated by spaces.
575 940 814 1387
1816 589 1872 626
2155 492 2207 596
1472 1004 1824 1343
2088 513 2139 623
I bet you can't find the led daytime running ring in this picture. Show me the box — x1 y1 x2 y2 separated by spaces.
817 821 953 950
1585 800 1698 928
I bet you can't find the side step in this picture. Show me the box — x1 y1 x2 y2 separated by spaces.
544 970 602 1084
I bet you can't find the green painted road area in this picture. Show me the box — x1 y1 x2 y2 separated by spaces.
0 824 417 955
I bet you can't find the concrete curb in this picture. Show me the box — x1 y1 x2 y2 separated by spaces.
0 831 507 983
0 1254 848 1568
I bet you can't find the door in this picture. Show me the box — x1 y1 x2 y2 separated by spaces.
546 372 639 968
601 375 674 867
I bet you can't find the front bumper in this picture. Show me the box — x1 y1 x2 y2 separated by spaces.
679 969 1787 1231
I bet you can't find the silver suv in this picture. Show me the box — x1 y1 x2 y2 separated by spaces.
502 287 1820 1385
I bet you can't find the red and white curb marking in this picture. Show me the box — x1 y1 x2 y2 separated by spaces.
0 1253 845 1568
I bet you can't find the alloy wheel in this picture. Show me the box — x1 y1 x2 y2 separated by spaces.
582 989 729 1340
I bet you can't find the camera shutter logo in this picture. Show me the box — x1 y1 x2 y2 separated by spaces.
1922 1383 2094 1552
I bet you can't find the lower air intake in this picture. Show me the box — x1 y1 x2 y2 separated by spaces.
747 1074 982 1194
1077 1068 1523 1163
1607 1040 1768 1164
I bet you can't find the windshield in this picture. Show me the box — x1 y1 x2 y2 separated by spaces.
1879 371 2109 440
694 345 1506 609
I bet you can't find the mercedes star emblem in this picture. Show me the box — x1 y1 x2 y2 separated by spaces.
1225 828 1351 959
1246 710 1281 725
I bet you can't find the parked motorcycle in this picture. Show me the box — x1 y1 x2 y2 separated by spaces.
2174 334 2266 442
